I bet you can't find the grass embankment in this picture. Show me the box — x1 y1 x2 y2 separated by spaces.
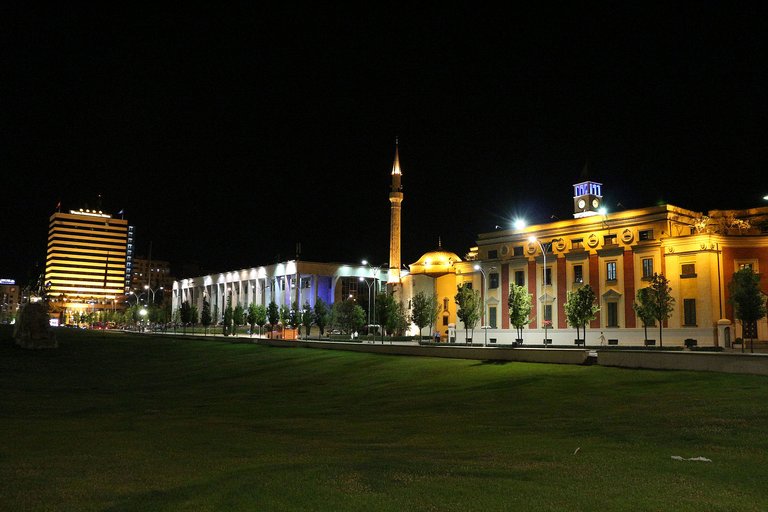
1 327 767 511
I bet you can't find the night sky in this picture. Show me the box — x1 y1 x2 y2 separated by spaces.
3 4 766 285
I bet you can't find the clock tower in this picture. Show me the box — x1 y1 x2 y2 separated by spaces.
573 181 603 218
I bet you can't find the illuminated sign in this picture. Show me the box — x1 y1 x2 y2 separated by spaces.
0 279 15 285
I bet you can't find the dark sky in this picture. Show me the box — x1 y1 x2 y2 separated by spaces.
2 4 767 284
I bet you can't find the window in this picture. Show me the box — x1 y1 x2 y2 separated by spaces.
606 302 618 327
639 229 654 241
642 258 654 279
739 262 753 271
488 249 498 259
683 299 697 326
443 316 448 326
444 297 450 311
681 263 696 278
573 265 583 284
572 238 584 250
604 234 617 246
489 273 499 289
513 246 524 257
606 261 617 281
545 267 552 285
489 306 497 329
543 304 553 322
514 270 525 286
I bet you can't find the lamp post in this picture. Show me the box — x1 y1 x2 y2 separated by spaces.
473 264 497 347
144 285 164 306
359 277 373 329
362 260 385 344
528 236 554 346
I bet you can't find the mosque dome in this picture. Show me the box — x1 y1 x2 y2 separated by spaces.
408 240 462 277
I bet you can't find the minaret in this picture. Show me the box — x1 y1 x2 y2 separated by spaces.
388 139 403 285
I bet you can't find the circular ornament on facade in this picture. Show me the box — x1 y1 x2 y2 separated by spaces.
667 246 675 253
500 245 510 256
555 239 566 252
621 228 634 244
527 242 537 254
578 199 586 209
587 234 599 248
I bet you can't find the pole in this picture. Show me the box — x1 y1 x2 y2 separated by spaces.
482 269 487 347
543 244 547 346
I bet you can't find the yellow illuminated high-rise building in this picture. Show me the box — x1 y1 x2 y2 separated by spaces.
45 208 129 324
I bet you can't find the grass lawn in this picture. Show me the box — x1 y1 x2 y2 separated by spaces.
1 327 767 511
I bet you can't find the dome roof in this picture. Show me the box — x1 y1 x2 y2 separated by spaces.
409 242 462 277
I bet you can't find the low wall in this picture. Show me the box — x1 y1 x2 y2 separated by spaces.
598 350 768 376
262 339 591 365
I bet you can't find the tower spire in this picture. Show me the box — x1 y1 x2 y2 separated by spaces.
388 139 404 285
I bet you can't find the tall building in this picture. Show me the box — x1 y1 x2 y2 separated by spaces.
130 257 175 302
388 141 403 286
0 278 20 323
45 208 129 323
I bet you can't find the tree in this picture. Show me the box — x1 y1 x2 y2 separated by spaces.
331 299 365 335
190 305 199 327
508 283 532 343
386 300 408 337
212 304 219 328
179 301 191 334
247 303 267 337
314 298 330 336
410 291 433 339
201 298 212 335
645 273 675 348
301 301 314 337
632 287 655 342
289 301 301 329
455 283 482 343
267 301 279 329
278 304 290 327
233 303 244 336
563 284 599 344
223 295 233 336
729 267 767 353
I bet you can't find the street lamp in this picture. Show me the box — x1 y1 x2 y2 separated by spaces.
473 264 497 347
528 236 555 346
359 277 373 327
139 307 148 332
362 260 385 344
144 285 164 306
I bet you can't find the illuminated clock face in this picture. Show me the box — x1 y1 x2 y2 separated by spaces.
577 199 586 209
592 198 600 209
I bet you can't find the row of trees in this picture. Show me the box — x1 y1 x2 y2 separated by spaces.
506 268 765 348
169 267 765 346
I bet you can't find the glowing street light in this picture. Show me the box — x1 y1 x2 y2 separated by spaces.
362 260 385 343
514 219 526 230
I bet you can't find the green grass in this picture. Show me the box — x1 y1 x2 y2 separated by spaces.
1 327 767 511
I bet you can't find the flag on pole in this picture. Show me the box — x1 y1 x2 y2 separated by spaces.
56 200 61 212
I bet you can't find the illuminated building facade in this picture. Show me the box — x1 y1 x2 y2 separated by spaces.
400 181 768 346
130 257 175 301
0 279 20 323
45 209 129 323
172 261 386 322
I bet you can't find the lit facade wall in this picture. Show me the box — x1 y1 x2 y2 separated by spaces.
45 209 128 321
464 204 768 346
0 279 20 323
172 261 385 323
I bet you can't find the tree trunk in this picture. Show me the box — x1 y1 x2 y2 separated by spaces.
659 322 663 348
